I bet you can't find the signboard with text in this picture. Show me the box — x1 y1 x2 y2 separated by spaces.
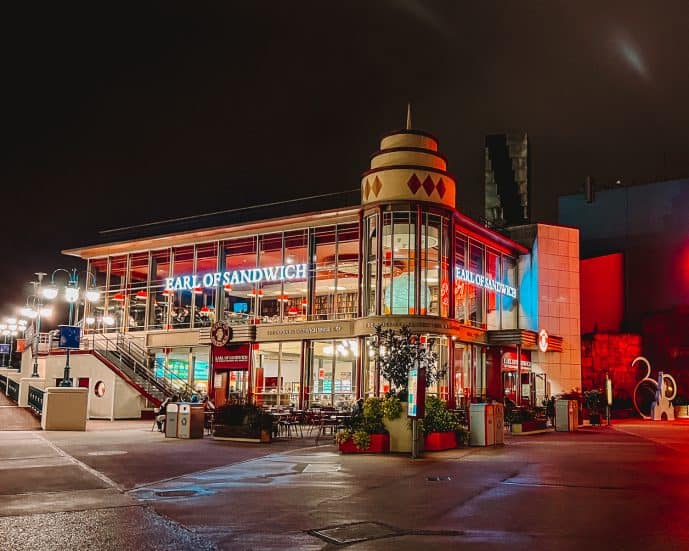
58 325 81 350
407 365 426 418
212 343 251 371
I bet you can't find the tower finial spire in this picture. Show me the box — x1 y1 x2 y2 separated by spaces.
406 102 412 130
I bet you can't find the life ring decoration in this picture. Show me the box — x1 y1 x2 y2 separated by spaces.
211 321 232 347
632 356 677 419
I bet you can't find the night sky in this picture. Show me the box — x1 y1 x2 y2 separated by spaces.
2 2 689 315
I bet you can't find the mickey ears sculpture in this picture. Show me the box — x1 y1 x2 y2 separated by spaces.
632 356 677 420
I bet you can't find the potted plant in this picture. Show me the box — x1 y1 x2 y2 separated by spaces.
373 325 446 452
213 403 273 442
336 397 390 453
421 397 459 451
584 389 603 426
510 407 547 433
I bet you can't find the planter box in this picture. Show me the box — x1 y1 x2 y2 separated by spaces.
674 405 689 419
511 420 548 433
339 433 390 454
213 424 259 439
423 431 457 451
383 410 422 453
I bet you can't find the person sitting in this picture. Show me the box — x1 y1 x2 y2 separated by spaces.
156 396 172 432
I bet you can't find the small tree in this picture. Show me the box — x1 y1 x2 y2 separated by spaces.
373 325 446 398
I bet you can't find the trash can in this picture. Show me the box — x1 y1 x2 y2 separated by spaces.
493 402 505 445
165 403 179 438
555 399 578 432
177 403 205 439
469 403 496 446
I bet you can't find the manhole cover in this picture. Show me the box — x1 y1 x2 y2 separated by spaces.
427 476 452 481
88 450 128 456
155 490 200 497
311 522 398 544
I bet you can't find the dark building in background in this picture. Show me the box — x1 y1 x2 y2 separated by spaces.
484 133 531 228
560 178 689 400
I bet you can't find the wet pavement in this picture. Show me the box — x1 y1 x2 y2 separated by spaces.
2 421 689 549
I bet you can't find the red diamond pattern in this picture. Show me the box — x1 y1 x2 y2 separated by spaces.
364 179 371 200
436 177 446 198
372 176 383 196
407 174 421 194
422 175 435 196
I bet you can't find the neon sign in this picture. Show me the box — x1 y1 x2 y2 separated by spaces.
165 264 307 291
455 268 517 298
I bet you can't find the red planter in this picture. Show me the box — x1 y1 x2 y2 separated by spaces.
339 433 390 454
423 432 457 451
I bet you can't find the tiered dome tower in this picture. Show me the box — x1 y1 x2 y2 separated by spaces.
361 106 456 210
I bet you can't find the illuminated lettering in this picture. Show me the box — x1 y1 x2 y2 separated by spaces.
165 264 309 291
455 267 517 298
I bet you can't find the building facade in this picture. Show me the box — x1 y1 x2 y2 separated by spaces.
65 124 581 412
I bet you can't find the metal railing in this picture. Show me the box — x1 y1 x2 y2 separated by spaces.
91 333 194 402
7 379 19 402
28 385 44 416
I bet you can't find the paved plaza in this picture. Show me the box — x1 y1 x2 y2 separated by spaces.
1 420 688 550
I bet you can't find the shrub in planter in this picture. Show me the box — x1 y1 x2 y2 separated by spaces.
584 389 603 425
336 397 391 453
421 396 459 451
213 403 273 440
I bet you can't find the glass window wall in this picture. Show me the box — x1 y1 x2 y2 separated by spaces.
194 242 218 328
223 236 257 324
149 249 171 330
310 339 357 408
127 252 149 331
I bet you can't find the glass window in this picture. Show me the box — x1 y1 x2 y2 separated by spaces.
85 258 107 331
192 347 209 393
336 223 359 319
257 233 283 323
223 236 257 325
454 232 467 323
365 214 378 316
383 212 417 315
283 230 308 322
149 249 171 330
501 256 518 329
485 249 500 330
194 242 218 328
252 341 301 407
310 339 357 408
313 226 337 320
468 241 484 326
106 255 128 332
171 246 194 329
127 252 149 331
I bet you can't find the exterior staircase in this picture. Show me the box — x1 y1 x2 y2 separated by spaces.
91 333 195 405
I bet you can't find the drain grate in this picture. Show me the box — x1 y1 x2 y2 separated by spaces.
427 476 452 481
310 522 398 545
155 490 200 498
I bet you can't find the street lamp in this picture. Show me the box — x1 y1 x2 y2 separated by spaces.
27 272 49 378
45 268 100 387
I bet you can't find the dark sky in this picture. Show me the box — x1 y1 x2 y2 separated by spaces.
2 1 689 314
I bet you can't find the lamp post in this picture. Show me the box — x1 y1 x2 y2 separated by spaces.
43 268 100 387
24 273 50 378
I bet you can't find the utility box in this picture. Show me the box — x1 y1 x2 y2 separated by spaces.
470 403 496 446
493 402 505 445
177 403 205 439
555 399 578 432
165 403 179 438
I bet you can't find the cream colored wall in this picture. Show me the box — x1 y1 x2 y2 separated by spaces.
41 387 88 431
113 377 147 419
42 353 145 419
532 224 582 395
